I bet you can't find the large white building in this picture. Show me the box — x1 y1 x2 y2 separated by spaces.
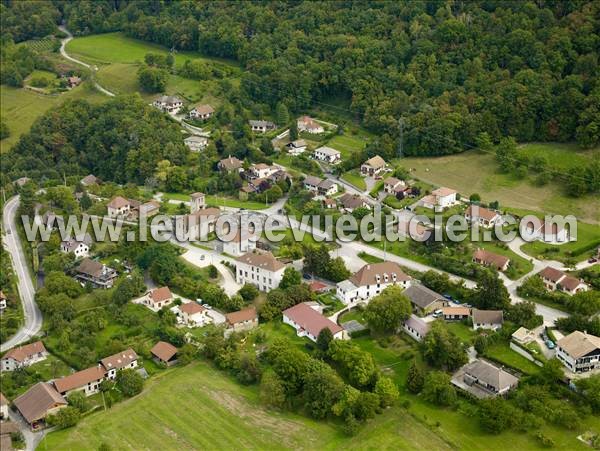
336 261 411 305
235 251 286 292
421 187 458 210
313 146 341 164
556 331 600 374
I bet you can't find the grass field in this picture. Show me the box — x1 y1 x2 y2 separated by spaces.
401 144 600 224
341 169 366 191
326 134 367 159
42 361 454 450
484 343 541 375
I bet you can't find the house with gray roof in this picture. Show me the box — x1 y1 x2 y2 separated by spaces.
472 309 503 330
453 359 519 398
403 284 447 315
403 315 430 342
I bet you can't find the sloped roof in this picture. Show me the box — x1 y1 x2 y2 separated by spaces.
363 155 386 168
54 365 105 394
151 341 178 362
349 262 410 287
464 359 519 391
473 249 510 270
283 302 342 337
236 251 285 272
192 104 214 114
404 314 431 337
219 156 243 170
315 146 340 156
100 348 138 371
225 306 258 325
2 341 46 363
472 309 503 325
149 287 173 304
80 174 98 185
560 275 586 291
180 302 206 315
465 205 499 222
538 266 565 283
107 196 130 209
442 307 471 316
432 187 457 197
304 175 323 187
558 331 600 359
76 258 104 278
403 284 444 309
13 383 66 424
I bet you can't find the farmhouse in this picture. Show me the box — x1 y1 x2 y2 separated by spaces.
1 341 48 371
80 174 99 186
179 302 211 327
442 307 471 321
286 139 307 155
225 307 259 334
283 302 347 342
297 116 324 134
142 286 175 312
472 309 503 330
184 135 209 152
189 104 214 120
464 205 501 228
54 365 105 397
60 233 92 259
151 341 178 366
137 200 161 218
313 146 341 164
13 382 67 430
100 348 138 380
403 284 446 316
556 331 600 374
303 175 323 192
538 267 588 295
403 315 431 342
360 155 387 176
153 95 183 114
249 120 276 133
218 155 244 173
235 251 286 291
458 359 519 397
472 248 510 272
421 187 458 210
383 177 405 194
74 258 117 289
107 196 132 218
336 262 411 305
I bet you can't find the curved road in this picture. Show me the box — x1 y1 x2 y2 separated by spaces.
1 196 43 352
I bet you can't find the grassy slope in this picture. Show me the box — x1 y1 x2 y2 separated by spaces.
42 361 452 451
401 144 600 224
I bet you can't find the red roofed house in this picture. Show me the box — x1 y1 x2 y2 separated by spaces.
297 116 324 134
1 341 48 371
309 281 329 293
54 365 105 397
100 348 138 380
151 341 178 366
107 196 132 218
538 267 589 295
283 302 348 342
13 382 67 430
225 307 259 335
142 286 175 312
472 248 510 272
465 205 501 228
189 104 214 120
179 302 211 327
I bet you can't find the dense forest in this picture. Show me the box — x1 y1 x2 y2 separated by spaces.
3 0 598 155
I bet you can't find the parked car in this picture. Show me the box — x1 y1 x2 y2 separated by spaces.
432 309 443 318
588 257 598 263
443 294 453 300
545 340 556 349
302 273 312 280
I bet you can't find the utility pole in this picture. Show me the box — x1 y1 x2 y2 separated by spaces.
397 117 404 159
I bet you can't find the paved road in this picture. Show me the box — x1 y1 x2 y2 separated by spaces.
1 196 43 352
58 25 115 97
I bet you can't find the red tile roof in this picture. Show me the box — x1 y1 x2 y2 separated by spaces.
283 303 342 338
225 307 258 326
151 341 177 362
54 366 105 394
149 287 173 304
2 341 46 363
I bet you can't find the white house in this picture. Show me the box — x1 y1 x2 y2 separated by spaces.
189 104 214 120
249 163 279 179
183 207 221 241
54 366 105 397
360 155 387 176
421 187 458 210
383 177 405 194
465 205 501 228
313 146 341 164
249 120 276 133
283 302 348 342
142 287 175 312
100 349 138 380
472 309 503 331
336 262 411 305
60 233 92 258
538 267 589 295
303 175 323 192
1 341 48 371
403 315 431 342
179 302 212 327
184 135 209 152
153 95 183 114
286 139 307 155
0 290 6 311
221 229 257 257
297 116 324 134
107 196 131 218
318 179 338 197
235 251 286 292
556 331 600 374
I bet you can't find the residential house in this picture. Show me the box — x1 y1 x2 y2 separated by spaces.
67 76 81 88
472 249 510 272
383 177 405 194
0 291 7 311
13 382 67 430
538 267 588 295
338 193 370 213
179 302 211 327
221 229 257 257
60 233 92 259
308 281 329 294
313 146 341 164
137 200 161 218
323 198 337 209
107 196 131 218
153 95 183 114
184 135 209 152
336 262 411 305
442 307 471 321
286 139 307 155
183 206 221 241
557 331 600 374
460 359 519 396
218 156 244 173
403 284 447 316
472 309 504 330
74 258 117 289
54 365 105 397
360 155 387 176
1 341 48 371
235 251 286 291
297 116 324 134
142 287 175 312
39 211 63 231
318 179 338 197
403 315 431 342
0 393 7 420
249 120 276 133
421 187 458 210
100 349 138 380
511 327 536 345
80 174 99 186
303 175 323 192
225 307 259 334
283 302 348 342
189 104 214 120
465 205 501 228
249 163 279 179
151 341 178 366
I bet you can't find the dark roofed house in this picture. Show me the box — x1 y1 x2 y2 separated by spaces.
249 120 276 133
283 303 347 342
339 193 370 212
458 359 519 397
218 155 244 173
538 266 589 295
403 284 447 315
74 258 117 289
151 341 178 366
472 309 503 330
13 382 67 430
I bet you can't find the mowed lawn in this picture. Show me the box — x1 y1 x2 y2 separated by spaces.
42 361 453 451
326 134 367 159
401 144 600 224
